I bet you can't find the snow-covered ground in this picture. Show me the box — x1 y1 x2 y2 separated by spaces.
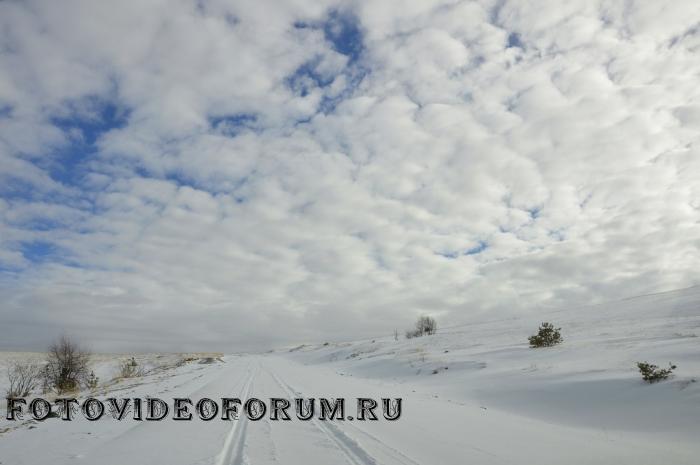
1 286 699 464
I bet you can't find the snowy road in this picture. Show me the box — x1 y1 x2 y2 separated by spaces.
2 351 698 465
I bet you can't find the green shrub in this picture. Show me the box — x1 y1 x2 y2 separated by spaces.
637 362 676 383
528 322 563 348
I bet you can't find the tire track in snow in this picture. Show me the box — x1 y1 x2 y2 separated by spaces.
257 417 280 464
264 365 425 465
105 360 252 445
341 423 424 465
265 367 377 465
215 363 258 465
271 366 504 465
266 370 420 465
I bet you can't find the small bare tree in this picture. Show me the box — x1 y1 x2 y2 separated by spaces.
416 315 437 336
44 335 91 393
6 362 42 397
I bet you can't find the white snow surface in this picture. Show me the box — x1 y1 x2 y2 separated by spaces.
1 286 699 464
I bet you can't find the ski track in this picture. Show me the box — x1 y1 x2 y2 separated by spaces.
105 362 252 445
257 417 279 464
264 363 423 465
215 363 258 465
265 367 376 465
341 423 425 465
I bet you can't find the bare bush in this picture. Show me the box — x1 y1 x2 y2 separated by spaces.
86 371 99 389
118 357 144 378
6 362 42 397
416 316 437 335
405 329 417 339
44 335 91 393
406 315 437 339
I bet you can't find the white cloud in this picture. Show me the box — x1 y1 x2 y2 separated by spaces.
1 0 699 351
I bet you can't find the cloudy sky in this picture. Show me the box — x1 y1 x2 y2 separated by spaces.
1 0 699 352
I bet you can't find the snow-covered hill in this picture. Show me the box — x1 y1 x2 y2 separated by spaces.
287 285 700 436
1 286 699 464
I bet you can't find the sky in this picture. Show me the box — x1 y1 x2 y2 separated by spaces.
1 0 699 353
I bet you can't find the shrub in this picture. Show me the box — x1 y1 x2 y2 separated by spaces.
406 315 437 339
637 362 676 383
40 365 52 394
118 357 144 378
528 322 563 348
416 316 437 336
6 362 42 397
86 371 99 389
44 335 91 393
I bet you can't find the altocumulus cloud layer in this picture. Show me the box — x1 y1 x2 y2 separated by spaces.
0 0 699 352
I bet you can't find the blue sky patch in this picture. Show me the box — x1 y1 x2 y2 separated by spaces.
0 104 12 118
50 99 130 147
286 59 336 97
19 240 57 264
322 9 364 63
209 113 258 136
47 99 130 187
528 206 541 220
294 9 364 63
465 241 488 256
507 32 524 49
436 250 460 259
288 9 367 114
437 241 489 259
